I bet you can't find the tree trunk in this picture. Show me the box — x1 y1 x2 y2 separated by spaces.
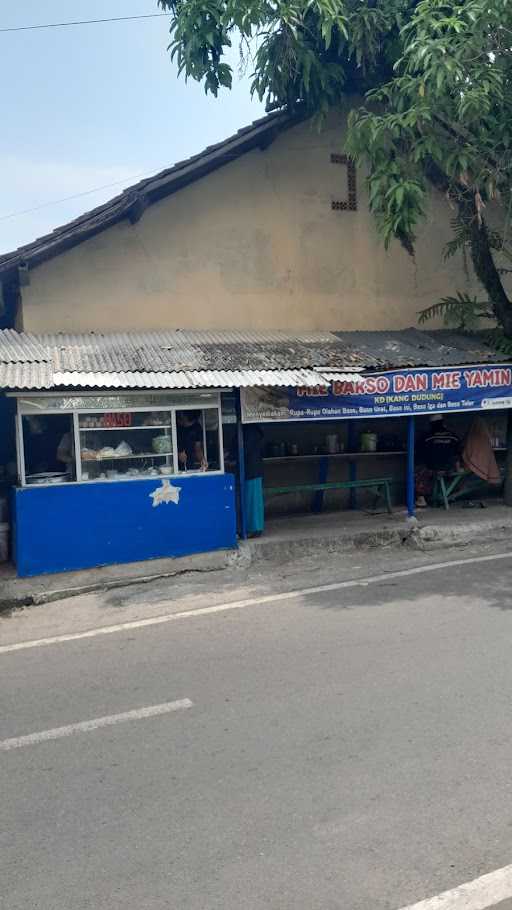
466 210 512 337
425 160 512 336
504 411 512 506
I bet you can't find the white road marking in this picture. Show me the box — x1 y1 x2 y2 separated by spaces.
0 698 193 752
397 862 512 910
1 550 512 657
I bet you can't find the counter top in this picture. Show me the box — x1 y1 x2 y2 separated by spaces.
264 448 507 464
264 451 407 462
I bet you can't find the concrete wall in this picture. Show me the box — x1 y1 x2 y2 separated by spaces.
21 115 478 334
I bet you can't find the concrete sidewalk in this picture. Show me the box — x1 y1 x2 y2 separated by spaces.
247 501 512 563
1 501 511 612
0 547 243 613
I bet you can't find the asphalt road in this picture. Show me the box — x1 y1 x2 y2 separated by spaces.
3 546 512 910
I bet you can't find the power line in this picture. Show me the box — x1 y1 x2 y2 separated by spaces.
0 13 170 34
0 142 317 221
0 170 161 222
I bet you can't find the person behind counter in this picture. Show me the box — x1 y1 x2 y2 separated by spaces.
23 414 75 477
24 417 56 475
177 410 206 471
57 430 75 470
244 425 265 537
24 416 74 476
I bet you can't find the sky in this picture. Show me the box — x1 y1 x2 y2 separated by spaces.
0 1 265 254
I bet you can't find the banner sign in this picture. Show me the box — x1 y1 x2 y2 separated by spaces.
240 364 512 423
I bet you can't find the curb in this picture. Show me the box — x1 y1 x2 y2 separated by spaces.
245 515 512 563
413 518 512 550
2 515 512 615
0 547 246 615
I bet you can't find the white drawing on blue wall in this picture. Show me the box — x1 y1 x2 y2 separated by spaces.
149 480 182 508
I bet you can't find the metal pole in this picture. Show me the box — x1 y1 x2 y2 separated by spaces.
504 409 512 506
235 389 248 540
407 415 415 517
348 421 357 509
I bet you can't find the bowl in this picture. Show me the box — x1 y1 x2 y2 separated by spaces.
152 435 173 454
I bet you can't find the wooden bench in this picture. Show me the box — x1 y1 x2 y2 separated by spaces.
266 477 394 514
433 469 504 510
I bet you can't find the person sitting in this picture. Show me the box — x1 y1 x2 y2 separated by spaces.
415 415 461 506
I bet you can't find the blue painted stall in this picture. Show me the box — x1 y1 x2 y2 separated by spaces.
12 473 237 577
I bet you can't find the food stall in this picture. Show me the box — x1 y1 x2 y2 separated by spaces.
10 390 236 576
240 363 512 525
4 342 512 573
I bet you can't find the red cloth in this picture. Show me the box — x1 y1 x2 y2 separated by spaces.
415 467 434 496
462 418 501 484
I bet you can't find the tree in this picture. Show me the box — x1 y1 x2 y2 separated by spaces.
346 0 512 346
158 0 512 344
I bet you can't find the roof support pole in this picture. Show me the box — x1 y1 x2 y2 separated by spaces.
348 421 357 509
407 415 416 518
235 390 248 540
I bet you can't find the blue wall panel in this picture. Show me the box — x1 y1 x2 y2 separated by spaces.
13 474 237 577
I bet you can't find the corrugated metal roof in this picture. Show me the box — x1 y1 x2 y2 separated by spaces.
0 361 53 390
332 328 497 369
0 329 49 363
0 327 502 391
52 368 362 390
0 328 364 391
38 329 349 373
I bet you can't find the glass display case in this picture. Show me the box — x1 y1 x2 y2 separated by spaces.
15 392 224 486
78 410 175 482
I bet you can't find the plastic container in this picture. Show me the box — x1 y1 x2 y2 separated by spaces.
360 432 378 453
152 434 172 454
0 522 9 563
326 434 339 454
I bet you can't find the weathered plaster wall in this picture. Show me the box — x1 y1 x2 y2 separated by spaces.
21 115 477 333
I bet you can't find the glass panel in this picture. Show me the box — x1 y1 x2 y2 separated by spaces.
205 409 221 471
176 408 221 472
221 391 237 425
78 410 174 482
22 414 75 484
79 410 172 431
